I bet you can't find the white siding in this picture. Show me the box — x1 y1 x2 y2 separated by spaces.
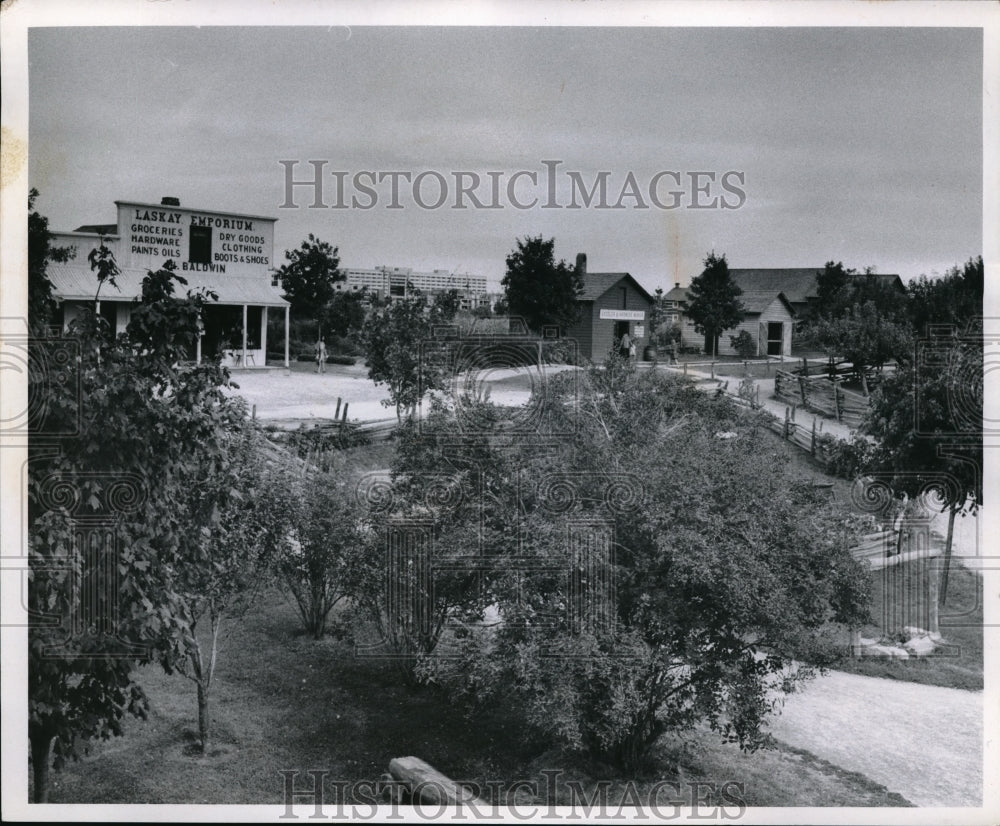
677 297 793 356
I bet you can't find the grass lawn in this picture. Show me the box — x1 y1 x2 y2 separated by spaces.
41 589 912 807
756 424 856 504
755 428 983 691
835 560 983 691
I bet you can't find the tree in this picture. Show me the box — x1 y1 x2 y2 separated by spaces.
358 397 525 680
275 234 343 333
806 261 854 323
172 425 286 753
323 290 367 340
908 256 983 336
685 252 744 357
431 288 462 321
28 250 247 799
361 293 457 421
647 287 682 349
501 236 583 334
417 362 870 770
864 263 983 606
850 268 910 325
28 188 73 331
806 301 913 396
471 304 494 319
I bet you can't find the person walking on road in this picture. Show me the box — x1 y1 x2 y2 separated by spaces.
315 337 327 374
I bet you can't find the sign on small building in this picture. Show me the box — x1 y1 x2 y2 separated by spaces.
599 309 646 321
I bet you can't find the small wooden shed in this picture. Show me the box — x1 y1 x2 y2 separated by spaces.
564 259 655 362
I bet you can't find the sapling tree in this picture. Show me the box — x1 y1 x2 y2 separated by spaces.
361 292 458 421
864 328 982 606
172 425 287 753
28 240 248 797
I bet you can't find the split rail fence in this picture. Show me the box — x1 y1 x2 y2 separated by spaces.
773 369 869 428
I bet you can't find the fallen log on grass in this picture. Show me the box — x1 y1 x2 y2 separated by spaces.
387 756 488 807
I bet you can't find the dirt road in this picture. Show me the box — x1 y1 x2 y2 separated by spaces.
767 670 982 807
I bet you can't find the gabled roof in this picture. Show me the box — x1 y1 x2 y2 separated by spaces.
47 264 290 307
658 286 794 316
728 269 823 305
849 272 906 293
727 268 904 305
577 272 654 303
738 290 796 316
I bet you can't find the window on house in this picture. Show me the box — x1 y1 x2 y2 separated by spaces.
189 226 212 264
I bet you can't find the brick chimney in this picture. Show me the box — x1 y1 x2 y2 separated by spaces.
576 253 587 276
161 196 180 207
674 282 680 289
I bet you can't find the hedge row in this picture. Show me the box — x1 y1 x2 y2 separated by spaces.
265 352 357 365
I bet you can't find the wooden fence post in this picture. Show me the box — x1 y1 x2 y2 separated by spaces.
799 375 808 406
811 418 817 455
928 559 940 637
342 402 349 423
784 407 790 438
683 362 688 377
833 379 842 422
335 397 342 420
711 361 715 380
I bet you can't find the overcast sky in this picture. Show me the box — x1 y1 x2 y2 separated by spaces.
28 26 982 292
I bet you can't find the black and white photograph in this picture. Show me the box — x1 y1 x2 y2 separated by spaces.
1 1 997 822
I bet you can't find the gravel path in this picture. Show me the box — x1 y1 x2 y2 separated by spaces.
767 670 983 807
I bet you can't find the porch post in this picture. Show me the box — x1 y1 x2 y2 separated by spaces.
261 306 268 365
196 311 204 365
284 304 290 369
241 304 248 368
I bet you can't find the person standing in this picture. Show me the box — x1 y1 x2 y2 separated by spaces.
620 330 632 359
315 337 327 374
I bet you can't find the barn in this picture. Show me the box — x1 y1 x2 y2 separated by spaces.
563 255 655 362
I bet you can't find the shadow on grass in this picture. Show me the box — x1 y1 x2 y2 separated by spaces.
40 587 917 807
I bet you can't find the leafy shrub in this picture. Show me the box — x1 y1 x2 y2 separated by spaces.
411 364 870 770
815 432 876 479
542 338 579 366
729 329 757 359
273 469 368 639
293 353 355 364
326 354 355 365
